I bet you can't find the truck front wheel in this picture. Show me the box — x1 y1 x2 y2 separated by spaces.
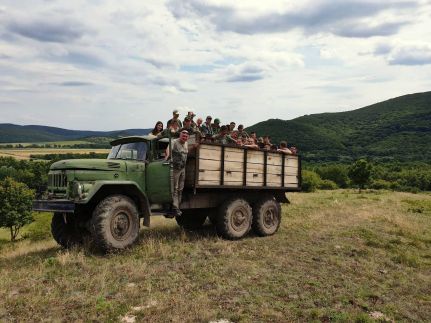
252 197 281 236
91 195 140 251
216 198 252 240
51 212 84 248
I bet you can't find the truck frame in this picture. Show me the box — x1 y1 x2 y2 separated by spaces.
33 135 301 251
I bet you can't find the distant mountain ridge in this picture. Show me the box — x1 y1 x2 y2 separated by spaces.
2 91 430 162
0 124 151 143
247 91 431 162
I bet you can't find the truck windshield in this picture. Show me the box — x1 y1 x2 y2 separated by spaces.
108 142 147 161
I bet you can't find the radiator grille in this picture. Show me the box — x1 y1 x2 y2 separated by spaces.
48 172 67 188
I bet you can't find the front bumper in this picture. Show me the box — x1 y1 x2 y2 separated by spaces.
33 200 75 213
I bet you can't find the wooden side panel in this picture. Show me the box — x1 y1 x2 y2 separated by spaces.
195 144 300 190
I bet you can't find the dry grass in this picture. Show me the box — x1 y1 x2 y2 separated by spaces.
0 148 110 160
0 190 430 322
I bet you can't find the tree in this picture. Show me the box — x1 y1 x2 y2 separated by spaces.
0 177 35 241
316 164 349 188
348 159 373 192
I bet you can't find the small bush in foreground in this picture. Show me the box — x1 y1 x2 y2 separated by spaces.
0 177 35 241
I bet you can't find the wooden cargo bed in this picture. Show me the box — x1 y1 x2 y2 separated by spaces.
185 143 301 191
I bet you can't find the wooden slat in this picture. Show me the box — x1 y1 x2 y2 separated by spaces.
285 157 298 168
284 175 299 184
267 164 282 175
267 153 282 166
246 150 265 164
224 180 245 186
224 150 244 162
199 159 245 172
247 163 264 173
198 170 221 182
284 167 298 175
198 180 221 185
246 172 264 184
200 144 221 151
198 159 222 171
199 146 222 159
224 170 243 182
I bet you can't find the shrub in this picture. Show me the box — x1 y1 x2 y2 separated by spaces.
302 170 322 192
0 177 35 241
319 179 338 190
316 164 349 188
23 212 52 241
370 179 392 190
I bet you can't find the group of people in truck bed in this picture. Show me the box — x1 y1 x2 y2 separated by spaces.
149 109 297 155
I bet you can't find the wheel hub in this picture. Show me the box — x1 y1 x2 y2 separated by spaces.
111 212 131 240
263 207 276 229
231 208 248 232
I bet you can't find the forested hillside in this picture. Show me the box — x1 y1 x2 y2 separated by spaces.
0 124 150 143
248 91 431 162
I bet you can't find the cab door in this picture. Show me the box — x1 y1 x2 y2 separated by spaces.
145 140 173 204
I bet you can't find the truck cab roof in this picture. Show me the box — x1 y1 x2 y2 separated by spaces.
110 135 156 146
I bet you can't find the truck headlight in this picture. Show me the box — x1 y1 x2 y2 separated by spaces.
73 181 83 198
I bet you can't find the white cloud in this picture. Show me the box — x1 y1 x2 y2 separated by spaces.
0 0 430 130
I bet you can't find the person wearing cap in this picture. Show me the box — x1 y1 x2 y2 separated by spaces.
180 116 196 135
167 109 182 129
171 130 189 216
213 125 236 145
187 111 197 128
212 118 221 134
201 115 214 136
236 124 249 139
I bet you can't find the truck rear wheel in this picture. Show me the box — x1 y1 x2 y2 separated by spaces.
176 210 207 230
91 195 140 251
216 198 252 240
252 197 281 236
51 213 83 248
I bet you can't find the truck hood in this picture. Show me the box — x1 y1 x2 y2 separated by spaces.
50 159 126 171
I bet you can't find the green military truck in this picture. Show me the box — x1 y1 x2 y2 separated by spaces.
33 135 301 251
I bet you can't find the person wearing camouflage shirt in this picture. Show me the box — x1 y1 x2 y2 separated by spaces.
171 130 189 216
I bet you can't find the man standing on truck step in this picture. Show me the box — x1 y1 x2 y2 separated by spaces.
172 130 189 216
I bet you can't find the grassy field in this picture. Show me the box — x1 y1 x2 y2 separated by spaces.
0 148 110 160
1 190 430 322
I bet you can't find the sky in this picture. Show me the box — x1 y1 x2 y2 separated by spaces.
0 0 430 131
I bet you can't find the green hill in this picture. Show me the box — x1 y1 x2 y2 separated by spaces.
248 91 431 162
0 124 151 143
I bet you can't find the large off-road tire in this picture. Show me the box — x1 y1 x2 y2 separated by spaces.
91 195 140 251
216 198 252 240
252 197 281 236
51 212 84 249
176 210 207 230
